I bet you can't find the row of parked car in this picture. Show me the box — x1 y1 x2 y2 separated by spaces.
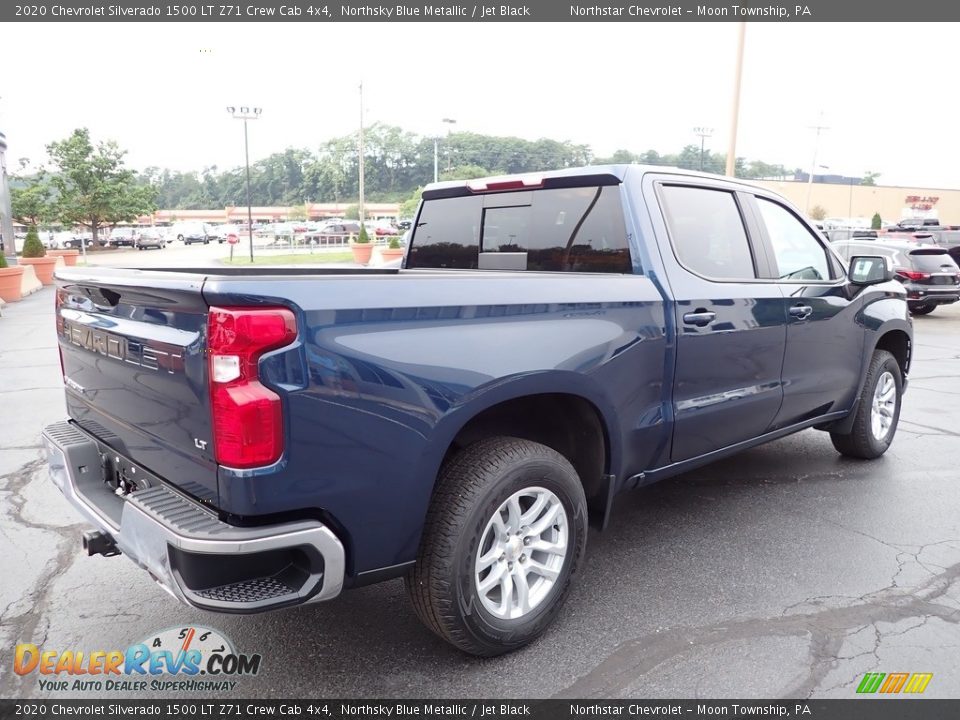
827 227 960 315
41 218 411 251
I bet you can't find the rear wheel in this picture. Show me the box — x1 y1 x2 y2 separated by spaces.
830 349 902 459
909 302 936 315
406 437 587 656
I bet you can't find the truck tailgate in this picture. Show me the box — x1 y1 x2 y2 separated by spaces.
55 271 218 505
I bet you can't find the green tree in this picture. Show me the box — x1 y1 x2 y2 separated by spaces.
46 129 157 246
871 212 882 230
809 205 828 221
439 164 490 181
399 187 423 219
11 180 51 226
343 204 360 220
355 224 371 244
22 224 46 258
288 203 308 221
862 171 881 186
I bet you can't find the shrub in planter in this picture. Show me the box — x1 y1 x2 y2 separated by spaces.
380 235 405 263
21 225 47 258
350 224 374 265
0 251 25 302
19 224 59 285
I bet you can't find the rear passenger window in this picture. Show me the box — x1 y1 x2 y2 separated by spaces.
407 186 632 273
756 198 834 281
659 185 756 280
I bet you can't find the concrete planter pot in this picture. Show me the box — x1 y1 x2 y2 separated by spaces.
0 266 25 302
380 247 405 263
47 249 80 266
350 243 374 265
19 257 59 285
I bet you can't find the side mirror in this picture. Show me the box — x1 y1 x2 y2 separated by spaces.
848 255 894 285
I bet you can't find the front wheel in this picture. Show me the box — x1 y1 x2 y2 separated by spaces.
406 437 587 656
830 349 902 459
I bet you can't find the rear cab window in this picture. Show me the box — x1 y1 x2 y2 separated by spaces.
657 185 758 280
406 183 633 273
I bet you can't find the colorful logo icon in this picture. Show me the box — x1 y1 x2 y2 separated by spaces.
856 672 933 694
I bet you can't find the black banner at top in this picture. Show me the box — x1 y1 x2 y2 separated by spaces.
4 0 960 22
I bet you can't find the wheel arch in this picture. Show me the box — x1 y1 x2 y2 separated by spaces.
414 372 622 526
872 327 911 379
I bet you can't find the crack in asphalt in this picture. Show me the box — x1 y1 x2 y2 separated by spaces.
898 419 960 439
554 540 960 699
0 456 84 697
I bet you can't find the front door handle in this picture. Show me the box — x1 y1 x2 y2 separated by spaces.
789 304 813 320
682 310 716 327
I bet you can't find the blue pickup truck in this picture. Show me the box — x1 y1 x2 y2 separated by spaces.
43 166 912 656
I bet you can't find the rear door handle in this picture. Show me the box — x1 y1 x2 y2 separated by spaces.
682 310 716 327
789 305 813 320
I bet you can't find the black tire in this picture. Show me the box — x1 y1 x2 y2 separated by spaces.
406 437 587 656
830 349 902 459
909 303 935 316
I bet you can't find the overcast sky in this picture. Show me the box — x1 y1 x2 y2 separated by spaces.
1 22 956 188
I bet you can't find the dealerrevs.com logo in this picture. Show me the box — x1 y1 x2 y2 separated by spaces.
14 626 262 693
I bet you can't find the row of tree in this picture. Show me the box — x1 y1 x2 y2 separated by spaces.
12 125 877 236
142 127 811 210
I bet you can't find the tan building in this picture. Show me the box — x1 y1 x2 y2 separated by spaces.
752 180 960 225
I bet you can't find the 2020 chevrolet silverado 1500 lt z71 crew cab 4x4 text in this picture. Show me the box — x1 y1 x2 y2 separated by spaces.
43 166 912 656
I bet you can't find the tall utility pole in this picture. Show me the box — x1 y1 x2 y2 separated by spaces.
805 115 829 212
725 22 746 177
693 127 713 171
358 82 365 225
227 106 262 261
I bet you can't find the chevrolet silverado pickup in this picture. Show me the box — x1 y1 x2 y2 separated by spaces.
43 165 912 656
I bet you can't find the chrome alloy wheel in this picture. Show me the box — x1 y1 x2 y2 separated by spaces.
871 370 897 441
474 486 568 620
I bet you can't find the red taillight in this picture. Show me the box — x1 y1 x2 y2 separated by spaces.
467 175 543 193
207 306 297 468
895 269 930 281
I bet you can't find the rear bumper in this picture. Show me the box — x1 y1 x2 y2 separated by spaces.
907 289 960 305
42 420 345 613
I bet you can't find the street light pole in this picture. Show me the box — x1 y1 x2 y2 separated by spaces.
442 117 457 172
433 118 457 183
693 127 713 171
227 106 262 261
805 115 829 212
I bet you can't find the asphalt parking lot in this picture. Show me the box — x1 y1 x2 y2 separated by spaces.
1 272 959 700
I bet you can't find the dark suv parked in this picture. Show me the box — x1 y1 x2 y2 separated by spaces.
835 239 960 314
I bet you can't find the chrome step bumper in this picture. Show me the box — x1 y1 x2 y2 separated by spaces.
42 421 345 613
